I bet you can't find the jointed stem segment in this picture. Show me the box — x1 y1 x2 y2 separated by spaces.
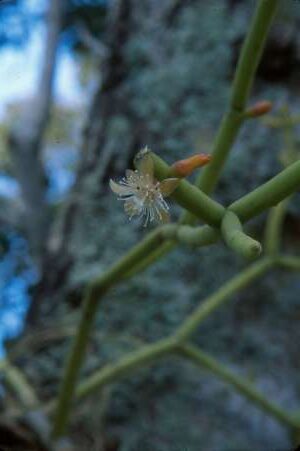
47 255 298 433
230 160 300 222
230 0 279 112
178 344 299 430
190 0 280 198
221 211 262 259
173 258 273 342
264 199 289 255
51 226 170 438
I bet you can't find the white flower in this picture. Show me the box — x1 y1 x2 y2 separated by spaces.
110 148 179 226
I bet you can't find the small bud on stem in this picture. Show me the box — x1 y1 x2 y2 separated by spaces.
245 100 273 118
171 153 211 178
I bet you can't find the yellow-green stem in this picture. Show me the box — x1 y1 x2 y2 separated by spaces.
179 343 299 430
174 258 274 342
0 359 39 409
230 160 300 222
264 199 289 255
221 210 262 259
187 0 280 203
51 226 170 439
75 338 176 400
276 255 300 271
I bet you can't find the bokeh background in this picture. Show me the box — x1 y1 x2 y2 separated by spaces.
1 0 300 450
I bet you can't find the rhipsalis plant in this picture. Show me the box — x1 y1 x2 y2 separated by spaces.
47 0 300 445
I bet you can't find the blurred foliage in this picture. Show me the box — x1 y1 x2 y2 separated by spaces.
0 101 80 173
63 0 108 52
45 105 80 146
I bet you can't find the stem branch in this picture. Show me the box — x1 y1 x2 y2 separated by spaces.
264 199 289 255
192 0 279 198
179 343 299 430
230 160 300 222
51 226 170 439
222 211 262 259
174 258 273 342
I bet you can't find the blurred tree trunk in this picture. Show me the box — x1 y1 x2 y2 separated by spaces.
26 0 196 325
26 0 135 325
8 0 66 265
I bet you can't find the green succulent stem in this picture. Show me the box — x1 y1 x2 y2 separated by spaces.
153 152 300 230
230 0 279 111
193 111 244 199
51 226 170 439
174 258 274 342
178 343 299 430
0 359 39 409
187 0 279 204
276 256 300 271
123 225 220 279
122 240 176 279
264 199 289 255
175 225 220 247
52 152 300 439
46 258 275 415
75 338 176 400
230 160 300 222
45 252 300 436
221 211 262 259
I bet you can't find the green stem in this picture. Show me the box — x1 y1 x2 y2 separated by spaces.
42 338 177 413
51 226 170 439
230 160 300 222
123 226 220 279
153 153 300 229
174 258 274 342
122 240 176 280
276 255 300 271
179 343 299 430
176 225 220 246
230 0 279 111
1 360 39 409
192 0 279 199
221 210 262 259
75 338 176 400
194 111 243 197
264 199 289 255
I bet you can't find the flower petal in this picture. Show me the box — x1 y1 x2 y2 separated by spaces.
124 199 141 218
110 179 132 197
125 169 136 179
134 147 154 178
159 209 170 223
159 178 180 197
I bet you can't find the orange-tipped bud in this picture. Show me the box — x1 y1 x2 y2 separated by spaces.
171 153 211 177
246 100 273 118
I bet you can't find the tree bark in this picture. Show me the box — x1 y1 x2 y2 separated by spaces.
8 0 66 264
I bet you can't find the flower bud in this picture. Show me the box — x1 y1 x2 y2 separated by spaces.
246 100 273 118
171 153 211 177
